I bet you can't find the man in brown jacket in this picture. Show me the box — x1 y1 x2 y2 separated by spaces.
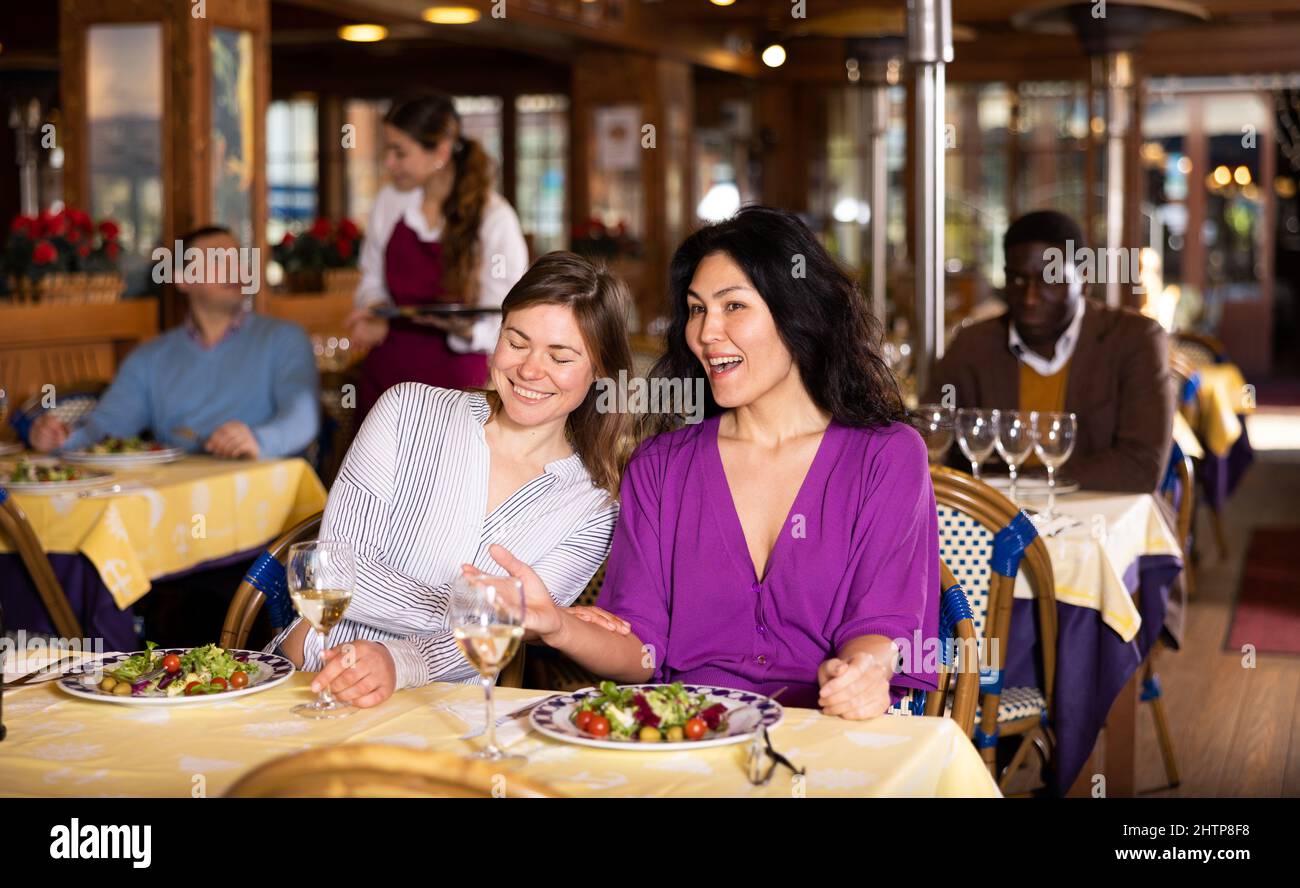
926 210 1174 494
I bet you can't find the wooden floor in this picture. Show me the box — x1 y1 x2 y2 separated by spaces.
1135 441 1300 797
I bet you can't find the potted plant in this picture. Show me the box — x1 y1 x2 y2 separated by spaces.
273 217 363 294
3 208 124 304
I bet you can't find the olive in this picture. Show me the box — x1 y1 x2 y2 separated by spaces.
112 682 133 696
638 726 662 742
665 725 685 742
99 677 118 693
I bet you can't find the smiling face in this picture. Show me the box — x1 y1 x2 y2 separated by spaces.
490 302 596 427
684 251 800 409
383 124 452 192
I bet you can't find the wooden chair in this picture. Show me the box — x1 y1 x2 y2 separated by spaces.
930 465 1058 794
1171 330 1227 370
888 559 981 737
220 512 324 650
0 487 84 638
1139 448 1195 792
224 744 561 797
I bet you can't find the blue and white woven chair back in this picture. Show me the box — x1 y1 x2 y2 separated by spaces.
242 552 297 632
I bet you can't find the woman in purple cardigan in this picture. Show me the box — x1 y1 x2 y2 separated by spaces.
469 206 939 717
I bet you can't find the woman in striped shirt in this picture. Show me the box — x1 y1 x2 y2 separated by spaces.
271 252 634 707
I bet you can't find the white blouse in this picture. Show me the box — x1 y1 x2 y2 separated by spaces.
268 384 618 690
355 185 530 354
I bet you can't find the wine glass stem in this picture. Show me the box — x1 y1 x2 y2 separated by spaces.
482 674 498 755
1009 464 1018 503
970 459 980 480
316 630 335 707
1046 464 1056 518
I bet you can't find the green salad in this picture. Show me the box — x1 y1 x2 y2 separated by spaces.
8 458 85 484
570 681 731 743
96 642 260 698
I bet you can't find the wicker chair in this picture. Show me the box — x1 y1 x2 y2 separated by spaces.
220 512 324 650
930 465 1058 793
224 744 560 797
0 487 83 638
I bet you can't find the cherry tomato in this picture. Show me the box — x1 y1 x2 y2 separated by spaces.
574 710 594 731
184 681 204 696
229 671 249 689
587 715 610 737
162 654 181 674
209 676 228 691
685 717 707 740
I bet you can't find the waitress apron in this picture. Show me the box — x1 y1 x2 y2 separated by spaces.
356 217 489 421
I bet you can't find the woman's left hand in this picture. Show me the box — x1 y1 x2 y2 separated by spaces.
816 651 892 720
312 641 397 708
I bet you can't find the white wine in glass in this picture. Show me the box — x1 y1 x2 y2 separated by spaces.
450 575 527 762
956 408 998 480
288 540 357 719
1031 411 1077 521
992 409 1035 503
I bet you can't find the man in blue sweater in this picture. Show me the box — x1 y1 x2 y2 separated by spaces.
30 226 320 459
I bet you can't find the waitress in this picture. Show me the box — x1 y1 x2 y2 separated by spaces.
346 93 529 420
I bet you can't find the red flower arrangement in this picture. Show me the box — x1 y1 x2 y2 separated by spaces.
3 206 123 286
272 217 363 273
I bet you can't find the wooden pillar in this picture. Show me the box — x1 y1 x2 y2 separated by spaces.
317 93 346 221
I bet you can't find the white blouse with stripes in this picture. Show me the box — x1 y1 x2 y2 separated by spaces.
267 383 618 689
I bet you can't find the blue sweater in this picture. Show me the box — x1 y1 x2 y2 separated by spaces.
62 314 320 458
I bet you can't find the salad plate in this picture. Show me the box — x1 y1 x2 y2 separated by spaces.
530 682 783 751
3 458 113 495
58 643 294 706
63 437 184 468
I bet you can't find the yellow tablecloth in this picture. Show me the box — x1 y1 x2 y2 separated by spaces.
1187 363 1252 458
1012 492 1182 642
0 457 326 608
0 676 1001 798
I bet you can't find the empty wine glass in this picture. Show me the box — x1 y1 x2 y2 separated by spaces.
911 404 954 465
956 408 998 480
992 409 1034 503
1031 411 1077 521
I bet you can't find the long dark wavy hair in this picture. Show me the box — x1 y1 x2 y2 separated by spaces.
644 205 904 435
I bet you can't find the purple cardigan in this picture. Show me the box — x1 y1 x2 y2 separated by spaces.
598 415 940 710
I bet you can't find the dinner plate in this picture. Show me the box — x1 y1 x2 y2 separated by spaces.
62 447 185 468
983 475 1080 497
57 649 295 706
1 464 114 495
530 684 784 751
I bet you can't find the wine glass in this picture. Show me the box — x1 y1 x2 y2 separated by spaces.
912 404 954 465
450 574 527 762
992 409 1035 503
956 408 998 480
287 540 357 719
1031 411 1077 521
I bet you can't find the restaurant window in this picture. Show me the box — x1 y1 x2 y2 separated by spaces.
266 97 318 245
946 83 1012 294
210 27 256 246
515 94 569 256
86 23 164 297
1015 80 1089 224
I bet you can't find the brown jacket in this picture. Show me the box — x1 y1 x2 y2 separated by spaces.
925 299 1174 494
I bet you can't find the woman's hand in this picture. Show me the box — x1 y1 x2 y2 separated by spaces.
569 606 631 635
29 414 71 452
346 308 390 350
312 640 397 708
817 651 893 720
462 544 565 642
